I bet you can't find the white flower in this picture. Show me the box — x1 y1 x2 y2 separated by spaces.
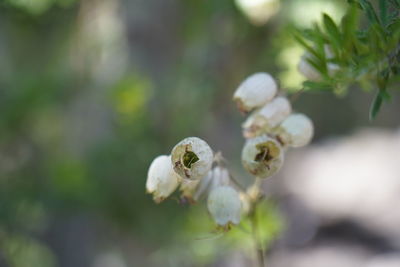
193 166 231 201
233 72 277 113
298 53 321 82
242 135 284 178
242 96 291 138
171 137 213 180
207 185 241 226
146 155 180 203
235 0 280 26
277 113 314 147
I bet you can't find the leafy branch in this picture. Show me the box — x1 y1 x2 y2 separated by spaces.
295 0 400 119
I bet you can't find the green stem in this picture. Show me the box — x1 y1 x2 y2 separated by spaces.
250 203 265 267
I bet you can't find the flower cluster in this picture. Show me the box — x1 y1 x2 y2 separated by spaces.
146 137 242 228
146 71 314 230
235 72 314 179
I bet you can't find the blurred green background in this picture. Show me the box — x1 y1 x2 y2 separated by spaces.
0 0 399 266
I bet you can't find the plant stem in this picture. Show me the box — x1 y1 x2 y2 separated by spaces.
250 203 265 267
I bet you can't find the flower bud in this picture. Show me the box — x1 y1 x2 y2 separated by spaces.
235 0 280 26
171 137 213 180
298 53 321 82
242 97 291 138
276 113 314 147
233 72 277 113
207 185 241 226
193 166 231 201
242 135 284 178
146 155 180 203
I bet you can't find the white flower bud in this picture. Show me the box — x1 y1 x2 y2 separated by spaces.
193 166 231 201
233 72 277 113
171 137 213 180
242 135 284 178
298 53 321 82
277 113 314 147
235 0 280 26
146 155 180 203
242 97 291 138
207 185 241 226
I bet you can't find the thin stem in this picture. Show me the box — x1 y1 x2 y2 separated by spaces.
289 88 305 104
250 203 265 267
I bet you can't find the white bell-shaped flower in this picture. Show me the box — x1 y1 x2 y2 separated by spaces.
242 135 284 178
298 53 322 82
242 96 291 138
193 166 231 201
233 72 277 113
277 113 314 147
146 155 180 203
171 137 213 180
207 185 241 226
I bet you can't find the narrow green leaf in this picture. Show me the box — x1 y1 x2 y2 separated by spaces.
369 91 383 120
294 33 325 63
347 0 363 9
323 14 342 49
379 0 388 26
359 0 380 25
341 4 360 48
302 81 332 91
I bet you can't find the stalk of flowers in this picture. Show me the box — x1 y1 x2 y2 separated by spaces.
145 71 314 232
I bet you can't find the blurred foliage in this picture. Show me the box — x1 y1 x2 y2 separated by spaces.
295 0 400 119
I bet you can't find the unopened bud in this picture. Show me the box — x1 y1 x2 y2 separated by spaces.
242 97 291 138
233 72 277 113
207 185 241 226
242 135 284 178
193 166 231 201
276 113 314 147
171 137 213 180
146 155 180 203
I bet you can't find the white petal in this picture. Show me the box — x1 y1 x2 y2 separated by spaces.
171 137 213 180
208 186 241 226
146 155 180 203
234 72 277 112
278 113 314 147
242 135 284 178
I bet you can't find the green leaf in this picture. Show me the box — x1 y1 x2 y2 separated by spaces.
302 81 332 91
359 0 380 25
347 0 363 9
294 33 325 63
341 4 360 48
369 88 391 120
323 13 342 49
379 0 389 26
369 90 383 120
